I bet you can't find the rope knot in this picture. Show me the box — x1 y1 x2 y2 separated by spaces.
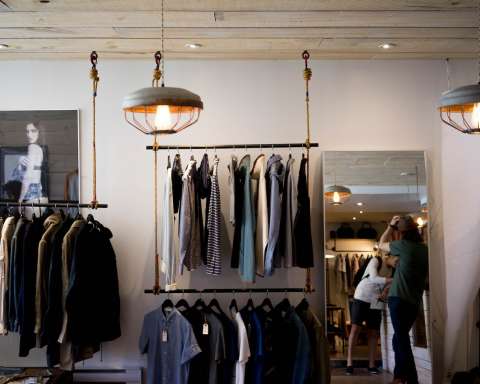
303 68 312 81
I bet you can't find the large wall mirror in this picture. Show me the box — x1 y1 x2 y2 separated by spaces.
323 151 431 382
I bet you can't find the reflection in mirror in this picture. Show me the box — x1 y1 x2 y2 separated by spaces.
323 151 430 382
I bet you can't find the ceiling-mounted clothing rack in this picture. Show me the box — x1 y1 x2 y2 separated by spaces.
144 287 314 294
146 142 319 151
0 200 108 209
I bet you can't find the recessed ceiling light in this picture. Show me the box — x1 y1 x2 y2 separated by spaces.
353 217 357 221
185 43 202 49
359 210 364 214
0 44 9 49
379 43 396 50
356 202 363 206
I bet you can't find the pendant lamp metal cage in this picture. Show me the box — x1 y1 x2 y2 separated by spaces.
438 1 480 134
122 52 203 135
324 185 352 206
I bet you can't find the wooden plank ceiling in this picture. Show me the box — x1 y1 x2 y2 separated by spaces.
0 0 477 59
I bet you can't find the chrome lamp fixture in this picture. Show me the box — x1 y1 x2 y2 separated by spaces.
324 185 352 206
438 4 480 134
122 0 203 135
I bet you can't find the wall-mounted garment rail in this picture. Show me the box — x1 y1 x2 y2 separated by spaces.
144 287 315 294
146 142 319 151
0 200 108 209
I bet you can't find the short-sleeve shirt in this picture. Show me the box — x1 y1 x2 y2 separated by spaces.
389 240 428 305
139 308 201 384
205 312 227 384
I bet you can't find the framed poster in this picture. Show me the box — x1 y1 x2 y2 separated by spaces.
0 110 79 202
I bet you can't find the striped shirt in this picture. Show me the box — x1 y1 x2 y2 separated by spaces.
206 157 221 275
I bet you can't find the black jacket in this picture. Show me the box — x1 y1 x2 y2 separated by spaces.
293 155 314 268
66 220 121 346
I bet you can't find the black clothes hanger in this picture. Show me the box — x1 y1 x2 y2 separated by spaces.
243 294 255 312
296 296 309 312
194 297 206 311
276 292 292 313
259 296 274 313
175 297 190 312
208 297 224 315
162 297 174 316
229 295 239 314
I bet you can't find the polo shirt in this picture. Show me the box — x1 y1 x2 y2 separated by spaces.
140 307 201 384
388 240 428 305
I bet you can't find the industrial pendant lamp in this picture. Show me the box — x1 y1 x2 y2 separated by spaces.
438 3 480 134
324 170 352 205
122 0 203 135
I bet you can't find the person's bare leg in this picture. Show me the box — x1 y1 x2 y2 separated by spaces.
347 324 361 367
368 329 379 368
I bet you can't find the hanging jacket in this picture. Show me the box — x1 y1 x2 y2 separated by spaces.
197 154 210 264
279 156 297 268
231 157 243 268
228 155 238 225
238 155 256 283
171 154 183 214
35 212 63 345
66 220 121 347
8 217 27 332
161 167 180 290
206 156 221 276
0 216 16 335
179 160 203 273
293 155 314 268
264 154 284 276
251 154 268 277
19 216 44 357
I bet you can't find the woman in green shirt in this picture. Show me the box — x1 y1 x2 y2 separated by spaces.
379 215 428 384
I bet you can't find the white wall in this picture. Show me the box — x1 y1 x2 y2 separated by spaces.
0 59 449 378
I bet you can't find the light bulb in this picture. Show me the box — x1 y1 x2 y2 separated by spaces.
416 217 425 227
333 191 341 204
471 103 480 129
154 105 171 130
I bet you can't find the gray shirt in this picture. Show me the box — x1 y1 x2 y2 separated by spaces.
140 307 201 384
205 312 226 384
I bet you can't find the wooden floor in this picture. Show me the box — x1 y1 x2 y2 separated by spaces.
331 368 393 383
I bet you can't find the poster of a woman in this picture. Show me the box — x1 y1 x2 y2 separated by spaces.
0 110 79 204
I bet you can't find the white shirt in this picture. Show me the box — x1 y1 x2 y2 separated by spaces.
234 312 251 384
161 167 179 290
354 257 387 305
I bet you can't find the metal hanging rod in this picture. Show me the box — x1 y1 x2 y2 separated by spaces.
144 287 315 294
146 142 319 151
0 200 108 209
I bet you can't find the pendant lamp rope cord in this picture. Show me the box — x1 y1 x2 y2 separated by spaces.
477 0 480 83
302 50 313 293
89 51 99 208
153 133 160 294
161 0 165 87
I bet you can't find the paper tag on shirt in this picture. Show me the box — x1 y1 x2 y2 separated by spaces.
162 329 168 342
202 322 209 335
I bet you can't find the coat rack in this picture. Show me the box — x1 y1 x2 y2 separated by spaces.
144 288 315 294
144 51 317 294
0 52 108 210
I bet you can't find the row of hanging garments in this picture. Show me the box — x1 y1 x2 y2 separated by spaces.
160 150 315 289
0 208 120 370
140 294 330 384
334 253 375 295
229 152 313 283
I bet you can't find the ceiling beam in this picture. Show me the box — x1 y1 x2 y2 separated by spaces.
2 0 476 11
0 26 474 39
0 10 474 28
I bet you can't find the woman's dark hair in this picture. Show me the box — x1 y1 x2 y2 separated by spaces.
401 228 423 243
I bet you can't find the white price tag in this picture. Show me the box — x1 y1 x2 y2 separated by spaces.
162 329 168 342
202 323 209 335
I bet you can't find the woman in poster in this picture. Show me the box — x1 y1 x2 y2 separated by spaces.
12 122 45 202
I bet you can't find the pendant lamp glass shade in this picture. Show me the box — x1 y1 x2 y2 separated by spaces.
123 85 203 135
439 83 480 134
324 185 352 205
